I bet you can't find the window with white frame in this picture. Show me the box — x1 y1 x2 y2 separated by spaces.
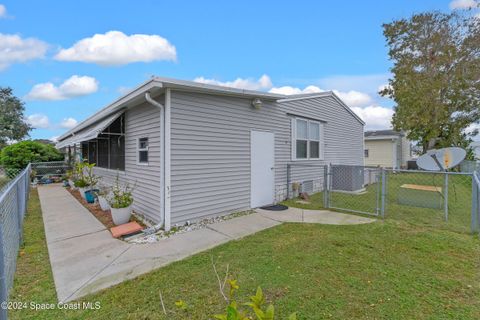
138 137 149 164
293 118 322 160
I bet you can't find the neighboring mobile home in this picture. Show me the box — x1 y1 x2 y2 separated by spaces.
57 77 364 230
364 130 411 169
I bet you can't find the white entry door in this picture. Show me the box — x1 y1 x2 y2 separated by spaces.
250 130 275 208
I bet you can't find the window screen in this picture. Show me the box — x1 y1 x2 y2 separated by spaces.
138 137 149 163
294 118 322 160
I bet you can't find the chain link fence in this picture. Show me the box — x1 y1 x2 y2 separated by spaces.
0 164 31 319
384 169 474 234
0 168 21 194
31 161 70 184
286 164 479 235
328 165 382 216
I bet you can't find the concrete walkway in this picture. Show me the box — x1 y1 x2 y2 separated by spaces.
38 184 375 303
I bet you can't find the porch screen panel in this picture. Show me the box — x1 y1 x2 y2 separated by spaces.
88 141 97 164
109 136 125 171
81 142 88 162
97 139 109 168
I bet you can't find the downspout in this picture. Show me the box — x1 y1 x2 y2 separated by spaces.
145 91 171 231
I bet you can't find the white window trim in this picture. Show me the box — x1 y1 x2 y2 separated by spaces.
137 137 149 166
291 117 324 161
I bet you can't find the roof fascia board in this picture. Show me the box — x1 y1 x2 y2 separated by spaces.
155 76 284 100
58 79 162 141
365 136 399 141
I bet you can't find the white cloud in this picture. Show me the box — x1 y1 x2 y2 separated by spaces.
449 0 477 9
351 105 394 130
269 85 323 95
50 136 59 142
26 114 50 129
26 75 98 100
59 117 78 129
117 86 132 95
0 33 48 70
0 4 7 18
54 31 177 66
269 85 372 107
316 74 390 95
333 90 372 108
194 74 272 91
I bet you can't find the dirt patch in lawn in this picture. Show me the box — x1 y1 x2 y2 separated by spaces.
67 187 116 229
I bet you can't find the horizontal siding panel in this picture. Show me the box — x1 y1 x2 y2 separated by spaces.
170 91 363 224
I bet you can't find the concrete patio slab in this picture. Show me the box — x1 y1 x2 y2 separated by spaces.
257 207 304 222
207 213 281 239
257 207 376 225
37 184 376 303
303 209 376 224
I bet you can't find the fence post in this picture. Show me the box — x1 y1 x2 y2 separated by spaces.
375 168 381 216
323 165 329 209
0 226 8 320
470 173 478 234
16 181 23 245
286 164 291 200
444 172 449 222
380 168 386 218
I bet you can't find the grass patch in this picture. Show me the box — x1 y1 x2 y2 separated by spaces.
10 187 480 319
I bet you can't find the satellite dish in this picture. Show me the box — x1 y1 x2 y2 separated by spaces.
416 147 466 171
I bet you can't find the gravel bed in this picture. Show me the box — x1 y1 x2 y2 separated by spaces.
127 210 255 244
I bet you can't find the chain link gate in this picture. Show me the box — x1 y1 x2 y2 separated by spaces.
326 165 382 216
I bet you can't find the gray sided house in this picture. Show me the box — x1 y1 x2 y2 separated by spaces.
57 77 364 230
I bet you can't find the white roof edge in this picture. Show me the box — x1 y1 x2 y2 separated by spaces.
277 91 333 101
277 91 366 126
154 76 285 99
365 135 400 141
58 79 161 141
58 77 287 142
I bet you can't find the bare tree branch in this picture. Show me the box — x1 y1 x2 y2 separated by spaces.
211 256 229 302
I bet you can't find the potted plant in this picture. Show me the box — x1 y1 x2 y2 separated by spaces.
66 169 76 188
83 163 100 203
108 176 134 225
62 176 69 187
95 185 111 211
74 178 89 199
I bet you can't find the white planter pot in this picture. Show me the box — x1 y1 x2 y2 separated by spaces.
110 206 132 225
78 187 87 199
98 196 110 211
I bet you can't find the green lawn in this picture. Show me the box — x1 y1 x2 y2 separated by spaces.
10 187 480 319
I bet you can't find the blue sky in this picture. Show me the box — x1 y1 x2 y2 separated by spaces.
0 0 477 140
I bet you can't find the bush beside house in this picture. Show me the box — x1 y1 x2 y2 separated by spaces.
0 140 63 170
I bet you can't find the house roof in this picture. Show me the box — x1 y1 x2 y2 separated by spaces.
364 130 404 140
57 76 364 143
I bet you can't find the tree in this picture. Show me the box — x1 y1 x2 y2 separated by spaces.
380 9 480 153
0 87 31 149
0 141 63 170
